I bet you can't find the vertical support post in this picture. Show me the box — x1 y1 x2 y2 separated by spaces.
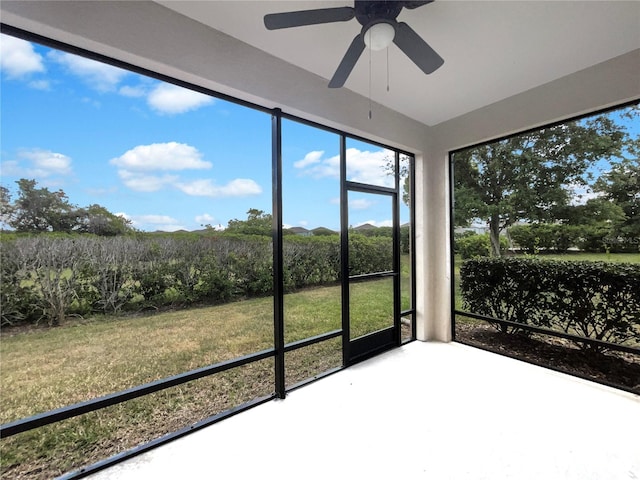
409 156 417 339
448 151 457 341
340 135 350 366
393 151 401 346
272 108 285 399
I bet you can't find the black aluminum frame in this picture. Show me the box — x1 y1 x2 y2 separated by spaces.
448 100 640 388
341 150 403 365
401 155 417 339
0 23 417 479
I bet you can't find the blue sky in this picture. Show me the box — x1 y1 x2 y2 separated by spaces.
1 34 409 232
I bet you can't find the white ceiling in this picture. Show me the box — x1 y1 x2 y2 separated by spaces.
157 1 640 127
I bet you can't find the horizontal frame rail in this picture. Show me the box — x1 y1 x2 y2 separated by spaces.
0 349 275 438
349 271 397 282
284 329 342 353
455 310 640 356
346 180 396 195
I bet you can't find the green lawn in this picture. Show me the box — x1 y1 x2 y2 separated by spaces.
0 273 405 479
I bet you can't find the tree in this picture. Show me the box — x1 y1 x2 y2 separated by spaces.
0 186 14 229
453 112 628 256
593 158 640 242
226 209 273 236
9 179 80 232
77 204 134 236
4 178 133 235
385 156 411 206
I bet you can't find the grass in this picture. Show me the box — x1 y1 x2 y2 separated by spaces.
0 274 402 479
528 251 640 263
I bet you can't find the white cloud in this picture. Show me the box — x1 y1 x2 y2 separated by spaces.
118 85 146 98
136 215 179 225
294 148 394 187
0 35 45 78
345 148 394 187
2 148 72 178
302 152 340 179
110 142 212 171
125 214 185 232
117 170 178 192
48 50 128 91
111 143 261 197
28 79 50 90
195 213 215 224
350 198 374 210
86 186 118 196
176 178 262 198
82 97 101 108
147 83 213 115
294 150 324 169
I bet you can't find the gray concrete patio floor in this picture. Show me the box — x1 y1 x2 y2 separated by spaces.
89 341 639 480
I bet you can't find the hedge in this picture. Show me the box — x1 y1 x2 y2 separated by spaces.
460 257 640 350
0 233 392 326
456 233 508 259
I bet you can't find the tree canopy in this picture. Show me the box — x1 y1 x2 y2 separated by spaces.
453 109 633 256
1 179 133 236
593 158 640 241
226 208 273 236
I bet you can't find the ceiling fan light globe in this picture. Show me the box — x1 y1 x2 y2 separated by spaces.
364 22 395 51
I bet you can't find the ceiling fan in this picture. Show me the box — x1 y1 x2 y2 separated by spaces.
264 1 444 88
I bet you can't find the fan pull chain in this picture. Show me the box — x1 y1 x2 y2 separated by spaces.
368 44 372 119
386 47 390 92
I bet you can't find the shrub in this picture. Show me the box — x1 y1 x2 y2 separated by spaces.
575 224 614 253
453 230 475 254
457 233 507 259
460 257 551 333
348 234 393 275
0 238 41 325
553 225 581 253
460 257 640 350
85 237 143 314
400 225 411 255
0 231 396 325
509 224 551 253
227 240 273 298
283 235 340 292
509 224 581 254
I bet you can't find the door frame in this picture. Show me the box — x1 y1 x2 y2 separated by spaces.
340 140 402 365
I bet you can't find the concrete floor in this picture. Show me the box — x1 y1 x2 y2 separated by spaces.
89 341 639 480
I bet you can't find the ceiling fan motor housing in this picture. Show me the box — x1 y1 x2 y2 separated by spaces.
354 1 403 26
